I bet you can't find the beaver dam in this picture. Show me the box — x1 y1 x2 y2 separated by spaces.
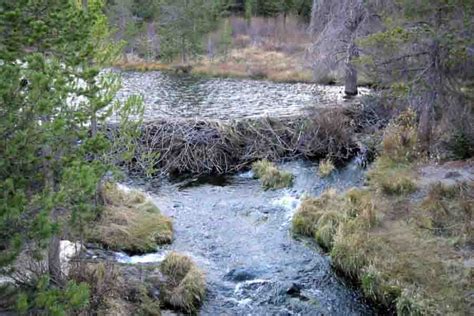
112 71 377 176
100 71 381 314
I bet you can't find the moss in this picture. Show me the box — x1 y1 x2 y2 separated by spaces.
159 252 206 314
318 158 335 177
252 159 294 190
90 183 173 254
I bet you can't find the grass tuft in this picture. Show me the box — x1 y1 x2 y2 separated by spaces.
318 158 335 177
252 159 294 190
159 252 206 314
368 157 416 195
90 183 173 254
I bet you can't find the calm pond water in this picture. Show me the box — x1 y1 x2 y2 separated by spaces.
115 70 369 121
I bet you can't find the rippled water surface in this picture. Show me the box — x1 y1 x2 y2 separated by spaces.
115 70 368 120
115 160 374 315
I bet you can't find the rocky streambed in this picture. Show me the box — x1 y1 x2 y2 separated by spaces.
88 160 375 315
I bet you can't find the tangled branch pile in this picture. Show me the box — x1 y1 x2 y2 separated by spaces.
112 107 363 175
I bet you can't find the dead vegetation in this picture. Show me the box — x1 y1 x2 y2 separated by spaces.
115 16 313 83
252 159 293 190
114 59 171 72
318 158 335 177
67 253 206 314
292 110 473 314
159 252 206 314
89 183 173 254
192 46 312 83
293 182 472 314
417 181 473 245
113 108 357 175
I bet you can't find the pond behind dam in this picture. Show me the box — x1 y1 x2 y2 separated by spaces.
114 70 368 121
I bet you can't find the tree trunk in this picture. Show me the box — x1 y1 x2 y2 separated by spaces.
181 36 187 64
418 101 432 154
48 234 63 286
344 41 358 96
43 143 63 286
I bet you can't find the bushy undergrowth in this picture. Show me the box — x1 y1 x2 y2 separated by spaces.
159 252 206 314
69 262 165 315
90 183 173 254
69 262 126 314
252 160 294 190
15 277 90 315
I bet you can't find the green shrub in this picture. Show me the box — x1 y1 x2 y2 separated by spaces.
16 277 90 315
252 159 293 189
449 130 474 160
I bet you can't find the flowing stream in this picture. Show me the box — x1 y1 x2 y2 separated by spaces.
105 71 374 314
113 161 373 315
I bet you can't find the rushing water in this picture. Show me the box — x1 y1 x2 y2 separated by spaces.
115 70 369 121
112 160 374 315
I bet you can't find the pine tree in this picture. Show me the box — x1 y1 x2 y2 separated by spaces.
359 0 474 152
0 0 142 313
159 0 223 63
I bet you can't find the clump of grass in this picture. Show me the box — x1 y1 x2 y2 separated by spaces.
252 159 293 190
366 109 418 195
159 252 206 314
367 157 417 195
292 188 377 250
90 183 173 254
318 158 335 177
